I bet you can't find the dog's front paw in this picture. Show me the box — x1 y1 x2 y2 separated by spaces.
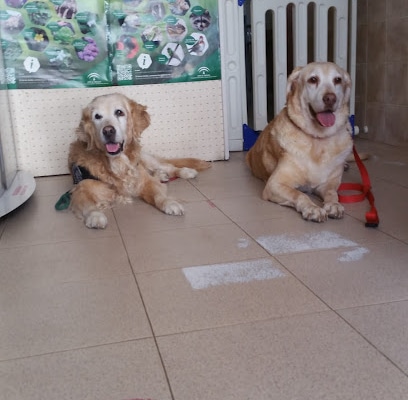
163 199 185 216
85 211 108 229
301 205 328 222
324 202 345 219
178 167 198 179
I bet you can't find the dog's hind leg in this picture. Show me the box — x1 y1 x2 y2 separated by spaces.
158 163 198 181
158 158 211 181
70 180 117 229
141 152 211 182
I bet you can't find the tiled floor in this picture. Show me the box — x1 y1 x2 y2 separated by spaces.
1 139 408 400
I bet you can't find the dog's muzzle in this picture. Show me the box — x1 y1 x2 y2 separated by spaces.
309 105 336 128
103 125 123 155
315 93 337 127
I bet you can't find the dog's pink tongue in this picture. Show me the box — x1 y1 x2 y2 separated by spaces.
316 111 335 127
106 143 120 153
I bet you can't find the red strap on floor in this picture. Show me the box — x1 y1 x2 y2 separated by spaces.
338 145 379 227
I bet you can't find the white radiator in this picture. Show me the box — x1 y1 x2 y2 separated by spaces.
250 0 357 131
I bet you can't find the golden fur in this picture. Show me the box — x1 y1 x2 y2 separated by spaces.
68 93 211 229
246 62 353 222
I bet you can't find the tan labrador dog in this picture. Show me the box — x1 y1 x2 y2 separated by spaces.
68 93 210 229
246 62 353 222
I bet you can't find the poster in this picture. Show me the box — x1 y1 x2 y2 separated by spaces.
109 0 221 85
0 0 221 89
0 0 110 89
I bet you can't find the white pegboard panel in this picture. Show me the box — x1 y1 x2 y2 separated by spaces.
0 89 18 187
8 80 225 177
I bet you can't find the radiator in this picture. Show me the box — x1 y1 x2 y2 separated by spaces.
249 0 357 131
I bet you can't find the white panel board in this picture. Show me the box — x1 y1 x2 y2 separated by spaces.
218 0 247 153
8 81 225 176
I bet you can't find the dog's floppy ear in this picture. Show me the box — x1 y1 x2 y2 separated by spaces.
75 106 96 150
341 69 352 105
286 66 303 97
128 99 150 138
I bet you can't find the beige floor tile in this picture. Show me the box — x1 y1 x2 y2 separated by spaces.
212 195 294 223
0 340 171 400
343 179 408 243
124 223 269 273
0 195 119 248
276 240 408 309
351 139 408 186
34 175 72 197
137 258 327 335
0 237 132 286
347 157 408 188
115 199 231 235
339 301 408 374
158 312 408 400
197 151 253 180
190 174 264 200
0 240 151 359
1 143 408 399
373 162 408 187
354 139 408 162
165 177 208 201
239 213 391 255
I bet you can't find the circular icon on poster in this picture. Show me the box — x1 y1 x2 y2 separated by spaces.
186 33 208 56
162 43 184 66
24 56 40 73
137 53 152 69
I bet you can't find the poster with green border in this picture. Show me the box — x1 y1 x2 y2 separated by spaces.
108 0 221 86
0 0 221 89
0 0 111 89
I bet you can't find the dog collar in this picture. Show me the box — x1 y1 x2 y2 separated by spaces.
55 165 98 211
71 164 98 184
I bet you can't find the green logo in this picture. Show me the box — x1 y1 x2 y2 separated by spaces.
184 36 196 46
165 16 177 25
72 39 86 51
143 41 155 51
190 6 205 15
157 55 168 64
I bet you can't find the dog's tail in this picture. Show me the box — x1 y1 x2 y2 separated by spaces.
163 157 212 171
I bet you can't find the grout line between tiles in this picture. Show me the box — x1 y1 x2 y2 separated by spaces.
150 310 334 341
334 310 408 379
0 338 154 364
113 210 176 400
189 191 408 381
335 298 408 312
277 264 408 380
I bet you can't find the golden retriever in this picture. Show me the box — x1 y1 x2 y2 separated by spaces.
246 62 353 222
68 93 211 229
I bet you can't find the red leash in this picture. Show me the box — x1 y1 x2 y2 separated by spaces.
338 145 379 227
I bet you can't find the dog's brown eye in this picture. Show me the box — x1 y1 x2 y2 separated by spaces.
95 114 102 120
115 109 125 117
334 77 342 84
308 76 318 84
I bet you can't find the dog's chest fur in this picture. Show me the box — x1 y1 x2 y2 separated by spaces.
277 124 352 187
108 154 145 196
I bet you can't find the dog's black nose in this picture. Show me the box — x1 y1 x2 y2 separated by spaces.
103 125 116 141
323 93 336 108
